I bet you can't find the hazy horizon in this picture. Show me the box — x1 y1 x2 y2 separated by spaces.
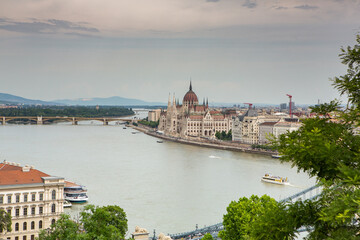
1 0 359 105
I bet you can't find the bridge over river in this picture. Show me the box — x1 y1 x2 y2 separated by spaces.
167 184 322 240
0 116 138 125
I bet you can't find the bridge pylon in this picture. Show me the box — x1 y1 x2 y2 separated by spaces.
72 117 78 125
37 116 43 125
2 117 5 125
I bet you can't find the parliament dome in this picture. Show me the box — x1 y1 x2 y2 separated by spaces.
183 82 199 106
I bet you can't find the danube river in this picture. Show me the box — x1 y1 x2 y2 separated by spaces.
0 115 316 235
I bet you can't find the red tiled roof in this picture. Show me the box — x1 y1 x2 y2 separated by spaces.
0 163 50 186
210 111 221 114
212 115 225 120
189 115 203 120
193 105 205 112
260 122 278 126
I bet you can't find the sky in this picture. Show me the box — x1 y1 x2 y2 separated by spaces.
1 0 360 105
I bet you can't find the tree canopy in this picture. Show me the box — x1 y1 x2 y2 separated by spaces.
0 209 12 233
38 205 128 240
221 34 360 239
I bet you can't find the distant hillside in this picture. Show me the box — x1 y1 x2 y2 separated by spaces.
54 96 165 106
0 93 58 105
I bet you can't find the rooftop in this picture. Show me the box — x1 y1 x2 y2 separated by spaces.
0 161 50 186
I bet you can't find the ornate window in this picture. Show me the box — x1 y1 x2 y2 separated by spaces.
31 221 35 230
23 222 27 230
15 223 19 231
51 204 56 213
39 220 43 229
51 190 56 200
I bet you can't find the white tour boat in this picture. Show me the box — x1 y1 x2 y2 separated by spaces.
64 181 89 203
261 173 289 185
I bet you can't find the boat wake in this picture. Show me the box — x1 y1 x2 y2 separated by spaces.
209 155 221 159
287 183 306 189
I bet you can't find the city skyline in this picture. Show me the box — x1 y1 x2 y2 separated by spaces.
1 0 360 104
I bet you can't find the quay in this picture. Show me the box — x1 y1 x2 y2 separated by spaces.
130 124 275 156
0 116 137 125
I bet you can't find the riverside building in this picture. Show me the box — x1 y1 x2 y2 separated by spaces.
0 161 64 240
232 108 283 144
158 82 234 138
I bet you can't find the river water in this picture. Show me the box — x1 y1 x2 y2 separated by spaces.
0 113 316 236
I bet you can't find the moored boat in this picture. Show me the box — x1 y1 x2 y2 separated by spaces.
157 140 163 143
64 181 89 203
261 173 289 185
271 154 282 159
63 200 72 208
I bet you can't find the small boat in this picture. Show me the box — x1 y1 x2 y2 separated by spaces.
123 127 127 129
64 181 89 203
63 200 72 208
132 132 139 134
157 140 163 143
271 154 282 159
261 173 289 185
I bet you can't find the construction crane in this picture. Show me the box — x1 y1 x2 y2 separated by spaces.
286 94 292 118
244 103 253 109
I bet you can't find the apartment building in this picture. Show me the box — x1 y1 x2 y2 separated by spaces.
0 161 64 240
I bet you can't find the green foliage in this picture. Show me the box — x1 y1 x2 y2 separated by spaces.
215 130 232 140
251 144 273 151
0 209 12 233
81 205 128 239
0 106 134 119
202 233 214 240
221 34 360 240
332 35 360 108
38 214 81 240
271 34 360 239
38 205 127 240
138 119 159 128
219 195 279 240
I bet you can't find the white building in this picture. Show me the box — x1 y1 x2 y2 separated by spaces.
259 121 302 144
0 161 65 240
232 108 282 144
148 109 162 122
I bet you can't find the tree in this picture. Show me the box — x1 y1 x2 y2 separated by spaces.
202 233 214 240
0 209 11 233
221 34 360 239
272 34 360 238
219 195 279 240
80 205 128 240
38 214 81 240
38 205 128 240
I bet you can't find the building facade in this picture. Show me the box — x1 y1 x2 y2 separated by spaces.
148 109 162 122
158 83 234 139
0 161 64 240
232 108 283 144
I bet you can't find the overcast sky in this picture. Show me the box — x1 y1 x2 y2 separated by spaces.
1 0 360 105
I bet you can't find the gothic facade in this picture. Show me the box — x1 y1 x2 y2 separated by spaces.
158 83 233 139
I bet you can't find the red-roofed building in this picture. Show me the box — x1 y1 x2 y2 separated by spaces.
0 161 65 240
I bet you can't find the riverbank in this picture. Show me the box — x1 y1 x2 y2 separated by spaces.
130 124 276 156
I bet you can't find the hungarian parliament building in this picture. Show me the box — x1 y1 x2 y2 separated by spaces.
158 83 235 138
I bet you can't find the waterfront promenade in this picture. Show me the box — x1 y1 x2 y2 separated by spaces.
131 124 276 156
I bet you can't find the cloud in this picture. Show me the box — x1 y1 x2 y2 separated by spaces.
0 18 99 35
206 0 220 2
242 0 257 9
294 4 319 10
